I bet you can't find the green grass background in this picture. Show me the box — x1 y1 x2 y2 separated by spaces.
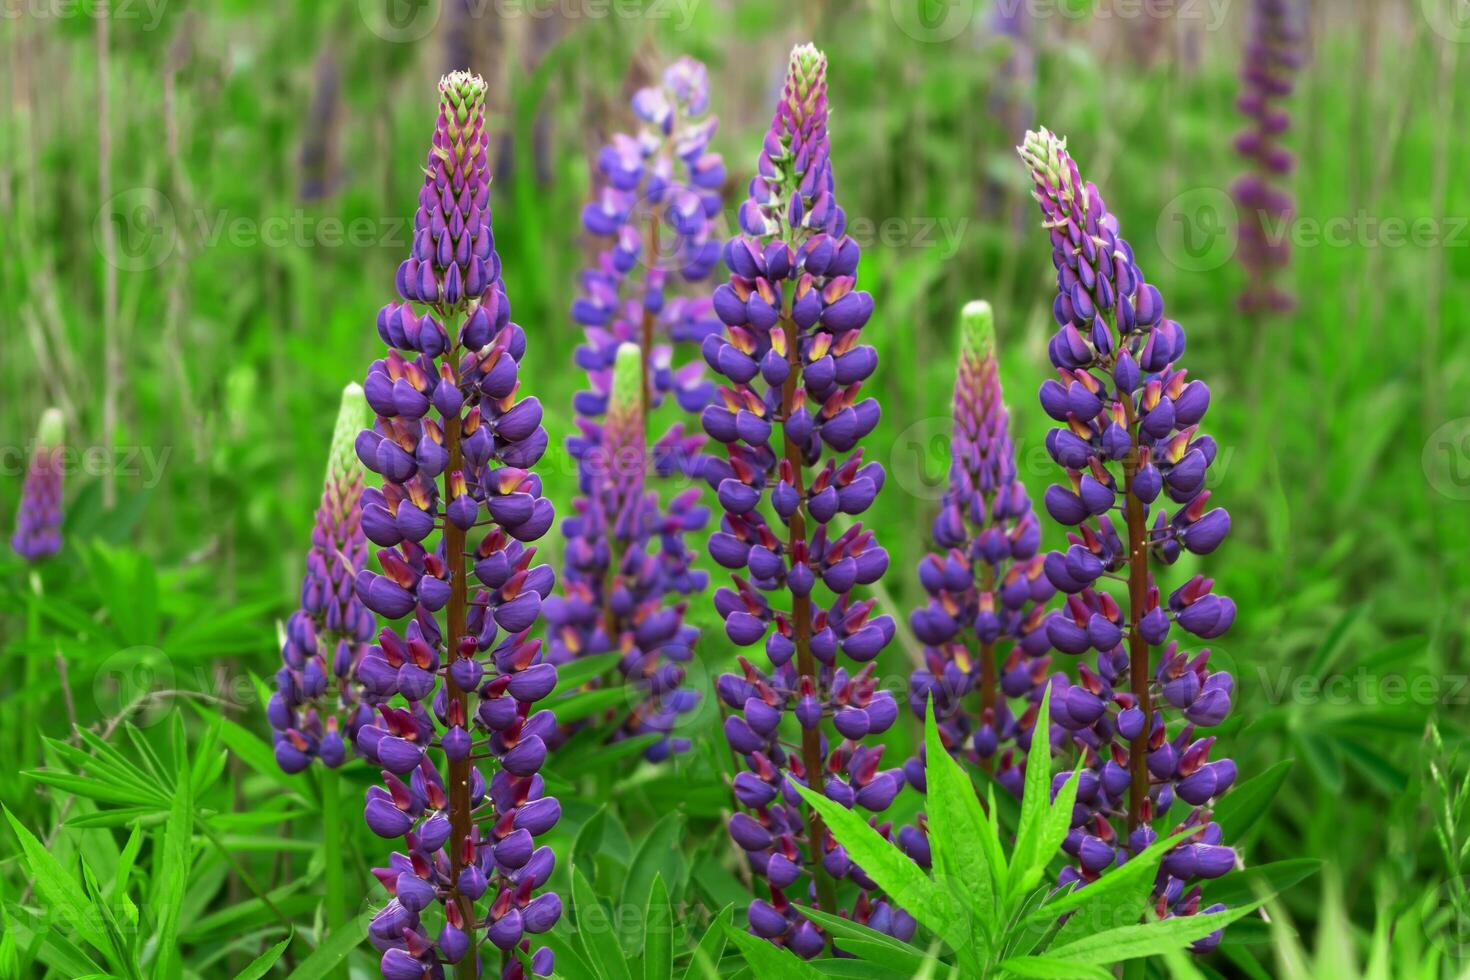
2 0 1469 976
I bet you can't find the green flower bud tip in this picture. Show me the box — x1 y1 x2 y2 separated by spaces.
610 342 644 417
35 407 64 449
327 382 371 485
960 300 995 362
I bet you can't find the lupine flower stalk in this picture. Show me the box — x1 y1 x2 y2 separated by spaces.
707 44 909 957
548 343 707 759
350 72 559 980
1018 128 1238 951
570 54 724 422
11 408 64 562
1232 0 1301 315
905 302 1054 797
546 58 723 758
270 383 377 772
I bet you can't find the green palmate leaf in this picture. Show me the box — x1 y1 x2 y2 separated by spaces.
572 865 634 980
3 806 126 968
920 699 1001 959
682 904 733 980
233 935 293 980
283 911 370 980
1045 901 1265 962
1213 760 1293 841
1009 686 1078 901
642 874 673 980
722 923 826 978
794 906 926 975
790 781 968 952
1038 830 1195 952
999 955 1114 979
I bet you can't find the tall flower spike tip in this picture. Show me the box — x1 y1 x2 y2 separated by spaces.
551 58 721 760
903 301 1053 815
352 72 560 980
269 383 375 774
1232 0 1301 315
11 408 65 562
1018 128 1238 954
709 44 914 959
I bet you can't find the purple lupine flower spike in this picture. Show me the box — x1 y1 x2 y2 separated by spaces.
1018 128 1238 951
904 302 1054 804
270 383 376 773
11 408 65 562
352 71 559 980
708 44 911 958
569 55 724 427
1232 0 1301 315
547 344 707 760
545 58 722 759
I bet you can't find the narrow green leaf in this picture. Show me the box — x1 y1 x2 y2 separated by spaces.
790 781 967 951
1035 830 1195 951
643 874 673 980
1213 760 1293 841
151 715 194 980
1203 858 1321 908
572 866 633 980
208 711 309 802
551 651 623 693
793 906 925 975
722 923 826 978
999 955 1114 979
621 813 687 953
3 806 123 966
284 911 370 980
921 699 999 958
1009 686 1074 900
1046 901 1265 962
681 904 733 980
233 935 293 980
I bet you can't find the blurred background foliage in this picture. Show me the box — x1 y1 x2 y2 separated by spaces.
2 0 1469 976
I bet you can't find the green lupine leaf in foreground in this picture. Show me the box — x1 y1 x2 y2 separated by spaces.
790 779 970 954
722 922 826 978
